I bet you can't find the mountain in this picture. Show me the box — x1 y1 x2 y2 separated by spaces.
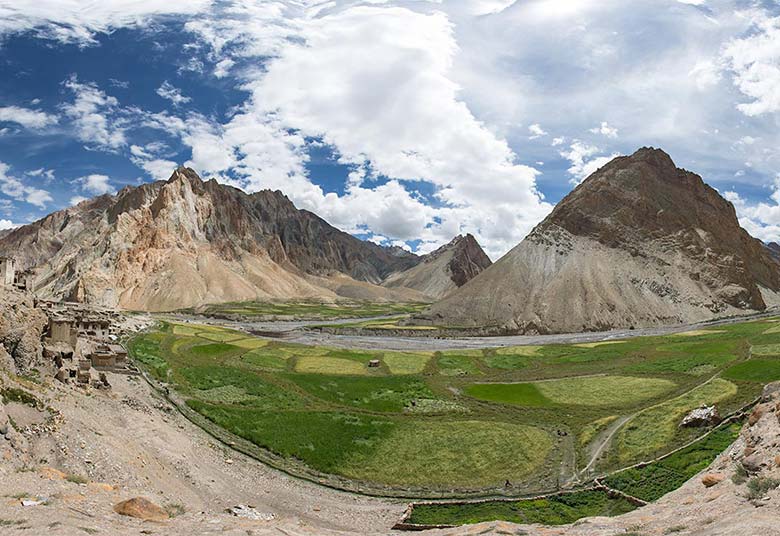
419 147 780 333
0 167 443 311
381 234 492 299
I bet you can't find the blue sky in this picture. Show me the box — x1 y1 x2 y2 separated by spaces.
2 1 780 258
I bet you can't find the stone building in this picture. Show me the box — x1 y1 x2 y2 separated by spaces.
87 343 128 369
14 270 35 292
46 316 78 348
0 256 14 286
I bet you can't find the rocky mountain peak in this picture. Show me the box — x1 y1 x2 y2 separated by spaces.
422 148 780 334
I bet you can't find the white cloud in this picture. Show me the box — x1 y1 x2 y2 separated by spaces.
0 162 52 208
61 75 126 150
723 13 780 116
528 123 547 139
0 105 58 129
724 180 780 243
69 196 87 206
213 58 235 78
589 121 619 138
0 219 17 230
0 0 213 45
181 4 551 257
560 141 619 184
156 81 191 106
76 174 114 195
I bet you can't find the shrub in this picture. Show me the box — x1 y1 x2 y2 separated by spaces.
746 477 780 500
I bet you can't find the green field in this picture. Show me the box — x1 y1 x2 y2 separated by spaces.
181 300 429 320
128 318 771 495
407 490 637 526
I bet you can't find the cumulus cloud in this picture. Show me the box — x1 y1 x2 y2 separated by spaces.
723 12 780 116
0 162 52 207
76 174 114 195
528 123 547 139
61 75 126 150
156 81 191 106
724 181 780 243
0 106 58 129
129 144 178 180
183 3 551 257
560 141 620 184
589 121 618 138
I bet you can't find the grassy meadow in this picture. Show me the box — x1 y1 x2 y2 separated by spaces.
127 316 777 498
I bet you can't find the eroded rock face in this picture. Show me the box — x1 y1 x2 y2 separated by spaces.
422 148 780 333
0 168 430 311
382 234 492 299
0 289 47 374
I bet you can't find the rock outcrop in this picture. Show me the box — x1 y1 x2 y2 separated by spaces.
420 148 780 333
0 289 47 374
381 234 492 299
0 168 446 311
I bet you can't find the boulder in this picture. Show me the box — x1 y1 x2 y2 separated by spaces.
113 497 169 521
680 405 721 427
742 454 764 473
749 406 765 426
701 473 725 487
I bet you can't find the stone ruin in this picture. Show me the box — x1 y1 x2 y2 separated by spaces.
42 302 136 390
0 256 36 292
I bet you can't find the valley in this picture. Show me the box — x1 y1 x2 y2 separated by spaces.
127 311 773 508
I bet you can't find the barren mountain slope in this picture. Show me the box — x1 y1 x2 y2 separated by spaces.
381 234 492 299
422 148 780 333
0 168 427 310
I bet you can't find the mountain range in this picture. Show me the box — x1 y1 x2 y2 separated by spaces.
419 147 780 333
0 168 490 311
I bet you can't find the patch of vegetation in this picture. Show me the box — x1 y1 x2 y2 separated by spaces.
288 374 434 412
466 376 675 408
127 335 169 380
732 464 748 485
746 477 780 500
383 352 432 375
579 415 618 447
465 382 551 407
339 420 552 488
407 490 636 526
164 503 186 517
604 420 742 501
614 378 738 464
750 343 780 356
722 359 780 382
65 474 88 485
0 387 40 407
437 352 482 376
189 402 396 474
294 355 368 375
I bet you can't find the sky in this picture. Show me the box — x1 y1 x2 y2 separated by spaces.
2 1 780 259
